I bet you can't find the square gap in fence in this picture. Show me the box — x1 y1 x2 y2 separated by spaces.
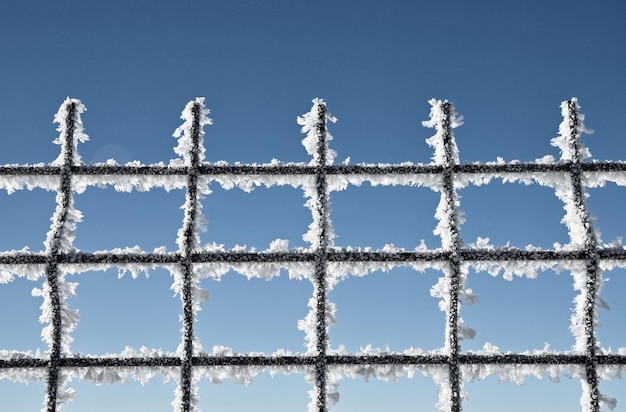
459 180 568 249
330 183 440 250
72 186 183 253
329 368 441 412
197 368 310 412
209 103 312 164
63 371 178 412
70 266 181 355
587 182 626 246
461 267 575 353
0 377 46 411
200 184 310 250
0 188 56 252
330 106 434 165
0 275 46 352
197 269 311 354
597 267 626 352
328 266 445 353
462 372 582 412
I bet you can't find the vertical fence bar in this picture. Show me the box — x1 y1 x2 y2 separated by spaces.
44 100 77 412
178 102 203 412
565 100 601 412
440 102 463 412
314 101 330 412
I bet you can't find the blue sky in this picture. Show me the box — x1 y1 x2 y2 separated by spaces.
1 0 626 411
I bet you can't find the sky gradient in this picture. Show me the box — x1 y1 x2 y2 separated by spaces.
1 1 626 411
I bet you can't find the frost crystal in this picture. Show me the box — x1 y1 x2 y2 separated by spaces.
51 97 88 166
551 97 594 162
297 98 337 165
173 97 212 166
422 98 463 165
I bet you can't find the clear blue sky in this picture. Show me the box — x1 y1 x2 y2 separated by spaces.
1 0 626 411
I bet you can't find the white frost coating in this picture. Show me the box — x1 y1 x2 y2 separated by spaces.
2 97 624 411
43 195 82 253
457 171 564 191
547 98 611 412
430 365 466 412
196 261 313 283
168 265 208 356
32 276 79 355
173 374 201 412
73 174 188 194
572 363 619 412
430 265 476 352
304 368 340 412
467 240 561 280
51 98 88 166
172 97 212 166
196 238 298 280
328 173 441 193
37 111 84 365
301 179 336 249
66 347 178 388
433 189 465 251
328 346 439 390
0 174 59 194
197 363 265 387
0 360 47 384
568 262 602 354
551 98 594 162
57 255 174 280
595 365 620 410
463 343 568 384
584 170 626 189
170 102 212 384
298 296 336 355
211 173 311 194
326 262 404 287
0 261 45 283
325 260 446 293
553 181 599 250
298 98 337 165
196 348 310 387
176 195 208 253
422 98 463 165
171 98 214 411
174 132 212 254
42 372 75 411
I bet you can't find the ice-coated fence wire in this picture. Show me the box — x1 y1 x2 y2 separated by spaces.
44 99 79 412
313 101 330 412
564 99 601 411
0 96 625 412
440 102 463 412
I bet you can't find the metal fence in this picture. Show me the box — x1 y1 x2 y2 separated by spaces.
1 97 625 411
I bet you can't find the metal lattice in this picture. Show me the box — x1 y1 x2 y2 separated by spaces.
1 97 625 411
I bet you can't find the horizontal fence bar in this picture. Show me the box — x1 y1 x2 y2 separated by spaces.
2 161 626 177
3 249 626 265
3 354 626 370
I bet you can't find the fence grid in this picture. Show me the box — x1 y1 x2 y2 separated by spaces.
1 96 625 411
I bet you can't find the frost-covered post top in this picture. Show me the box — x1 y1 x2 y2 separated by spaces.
422 98 463 165
551 97 594 163
298 97 337 165
173 97 212 166
52 97 88 166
